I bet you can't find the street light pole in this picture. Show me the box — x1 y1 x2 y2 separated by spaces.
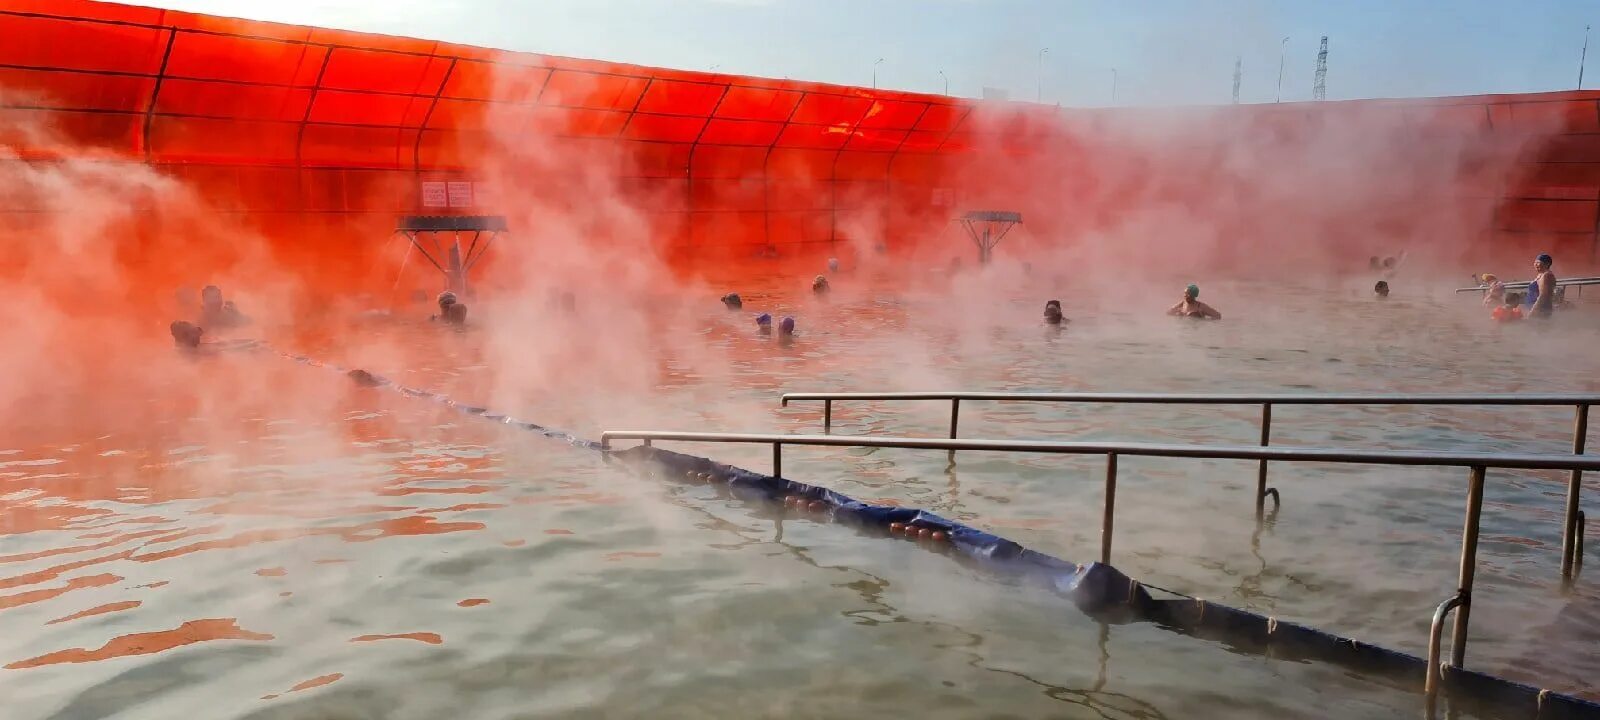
939 69 948 95
1037 47 1049 102
873 57 884 90
1276 36 1288 102
1581 25 1591 90
1111 67 1118 104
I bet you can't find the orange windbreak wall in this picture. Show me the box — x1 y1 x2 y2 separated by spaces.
1 0 1598 303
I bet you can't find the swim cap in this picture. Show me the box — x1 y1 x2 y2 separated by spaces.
756 313 772 326
1185 284 1200 298
1537 253 1553 267
779 316 795 334
437 291 458 306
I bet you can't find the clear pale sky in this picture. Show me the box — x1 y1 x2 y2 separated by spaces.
138 0 1595 106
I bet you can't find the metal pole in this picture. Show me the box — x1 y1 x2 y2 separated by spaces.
1424 593 1464 708
1256 403 1272 520
1450 465 1486 669
773 443 782 479
873 58 884 90
1276 36 1288 102
1102 454 1118 564
1110 68 1118 104
1562 404 1589 577
939 70 948 95
948 398 961 461
1037 48 1049 103
1580 25 1590 90
824 399 833 434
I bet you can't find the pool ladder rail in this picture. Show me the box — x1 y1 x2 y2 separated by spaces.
599 392 1600 719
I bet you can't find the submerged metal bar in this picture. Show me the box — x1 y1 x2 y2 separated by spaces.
598 432 1600 472
1563 404 1589 578
1451 466 1487 669
1102 454 1118 565
1256 403 1273 520
1425 593 1465 708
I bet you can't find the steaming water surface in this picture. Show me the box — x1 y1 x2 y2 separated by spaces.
3 276 1597 719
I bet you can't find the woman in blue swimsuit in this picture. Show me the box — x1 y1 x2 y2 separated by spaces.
1525 253 1556 319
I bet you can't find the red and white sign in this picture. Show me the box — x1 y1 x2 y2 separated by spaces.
421 181 448 208
447 181 474 208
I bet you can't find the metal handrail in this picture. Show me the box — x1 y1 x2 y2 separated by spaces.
599 431 1600 702
779 391 1594 578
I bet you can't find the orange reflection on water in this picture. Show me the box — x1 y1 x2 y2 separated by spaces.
457 598 489 607
0 573 121 611
254 567 287 577
46 600 142 625
6 618 273 669
351 632 442 645
0 551 134 591
262 672 344 700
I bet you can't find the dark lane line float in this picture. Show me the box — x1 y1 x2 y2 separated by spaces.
291 351 1600 719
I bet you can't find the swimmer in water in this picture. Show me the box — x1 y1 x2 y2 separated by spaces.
812 275 830 295
1369 256 1382 271
1478 274 1505 306
199 285 248 328
1167 284 1221 320
1043 300 1064 325
1493 292 1525 322
828 258 840 273
1374 280 1389 298
755 313 772 335
1526 253 1557 319
432 291 468 325
778 316 795 337
170 320 204 349
722 293 743 310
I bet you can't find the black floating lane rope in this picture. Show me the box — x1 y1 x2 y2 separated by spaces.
266 346 1600 715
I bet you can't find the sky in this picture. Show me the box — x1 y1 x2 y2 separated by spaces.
137 0 1596 106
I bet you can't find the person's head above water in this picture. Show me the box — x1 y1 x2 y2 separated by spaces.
778 316 795 336
1184 284 1200 301
827 258 840 273
812 275 829 294
169 320 203 348
1044 300 1064 324
437 291 457 308
1374 280 1389 297
200 285 222 309
721 292 742 309
1536 253 1553 272
1382 257 1396 269
755 312 772 328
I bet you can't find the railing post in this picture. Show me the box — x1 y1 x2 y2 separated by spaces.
1424 594 1464 713
1102 453 1118 565
948 398 961 461
1450 465 1486 669
1255 403 1273 521
1562 404 1588 579
773 443 783 480
824 399 833 434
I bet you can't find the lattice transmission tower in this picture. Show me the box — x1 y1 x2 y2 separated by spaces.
1313 36 1328 100
1232 57 1241 103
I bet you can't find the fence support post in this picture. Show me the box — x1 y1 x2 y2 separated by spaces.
1102 453 1118 565
824 399 833 434
948 398 961 461
773 443 782 480
1255 403 1274 521
1451 465 1486 669
1562 404 1588 579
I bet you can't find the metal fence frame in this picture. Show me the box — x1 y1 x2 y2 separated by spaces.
598 430 1600 708
780 391 1595 578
